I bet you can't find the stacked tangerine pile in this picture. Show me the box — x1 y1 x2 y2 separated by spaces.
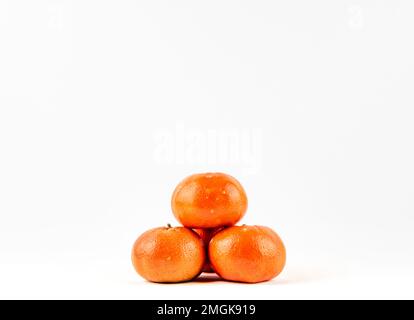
132 173 286 283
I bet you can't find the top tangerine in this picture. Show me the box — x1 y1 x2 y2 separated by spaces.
172 173 248 228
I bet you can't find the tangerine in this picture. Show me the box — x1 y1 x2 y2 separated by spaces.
131 225 205 283
172 173 248 228
209 225 286 283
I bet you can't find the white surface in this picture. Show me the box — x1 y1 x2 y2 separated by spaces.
1 1 414 299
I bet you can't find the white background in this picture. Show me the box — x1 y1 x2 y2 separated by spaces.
1 1 414 299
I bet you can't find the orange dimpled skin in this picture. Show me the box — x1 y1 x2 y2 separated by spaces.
131 226 205 283
172 173 248 228
209 226 286 283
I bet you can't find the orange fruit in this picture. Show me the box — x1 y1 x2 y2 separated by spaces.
209 225 286 283
193 228 223 273
131 225 205 283
172 173 248 228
